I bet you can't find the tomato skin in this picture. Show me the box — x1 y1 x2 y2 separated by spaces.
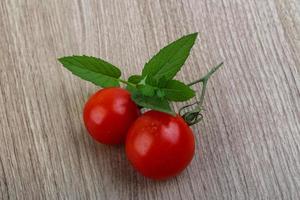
125 110 195 180
83 87 140 145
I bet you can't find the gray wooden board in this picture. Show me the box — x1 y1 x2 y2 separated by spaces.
0 0 299 199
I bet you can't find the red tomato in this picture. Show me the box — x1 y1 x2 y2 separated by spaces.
125 110 195 180
83 87 140 145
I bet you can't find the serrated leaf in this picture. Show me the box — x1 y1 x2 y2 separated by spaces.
131 90 175 115
142 33 198 80
162 80 195 101
58 55 121 87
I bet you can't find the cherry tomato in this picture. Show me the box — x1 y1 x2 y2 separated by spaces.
125 110 195 180
83 87 140 145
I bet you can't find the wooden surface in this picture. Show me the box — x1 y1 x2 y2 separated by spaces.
0 0 299 199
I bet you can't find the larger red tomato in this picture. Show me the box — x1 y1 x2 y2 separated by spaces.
125 110 195 180
83 87 140 145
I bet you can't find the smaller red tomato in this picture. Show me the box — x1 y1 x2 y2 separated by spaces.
125 110 195 180
83 87 140 145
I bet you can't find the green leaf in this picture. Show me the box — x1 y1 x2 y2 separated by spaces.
142 33 198 80
145 76 158 86
131 90 175 115
125 84 135 94
156 89 166 98
138 84 155 97
157 76 168 88
162 80 195 101
126 75 143 94
58 55 121 87
128 75 142 84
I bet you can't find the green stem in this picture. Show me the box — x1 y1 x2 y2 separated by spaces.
119 79 136 87
188 62 223 108
188 62 224 86
180 62 224 125
198 80 208 107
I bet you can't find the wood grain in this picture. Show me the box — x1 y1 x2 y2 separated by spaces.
0 0 299 199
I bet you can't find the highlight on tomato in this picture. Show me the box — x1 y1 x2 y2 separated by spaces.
83 87 140 145
125 110 195 180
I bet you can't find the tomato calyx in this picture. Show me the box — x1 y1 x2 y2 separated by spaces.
179 62 224 125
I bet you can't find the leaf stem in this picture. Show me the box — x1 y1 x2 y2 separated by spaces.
188 62 223 86
119 79 136 87
180 62 223 125
198 80 208 107
189 62 223 107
